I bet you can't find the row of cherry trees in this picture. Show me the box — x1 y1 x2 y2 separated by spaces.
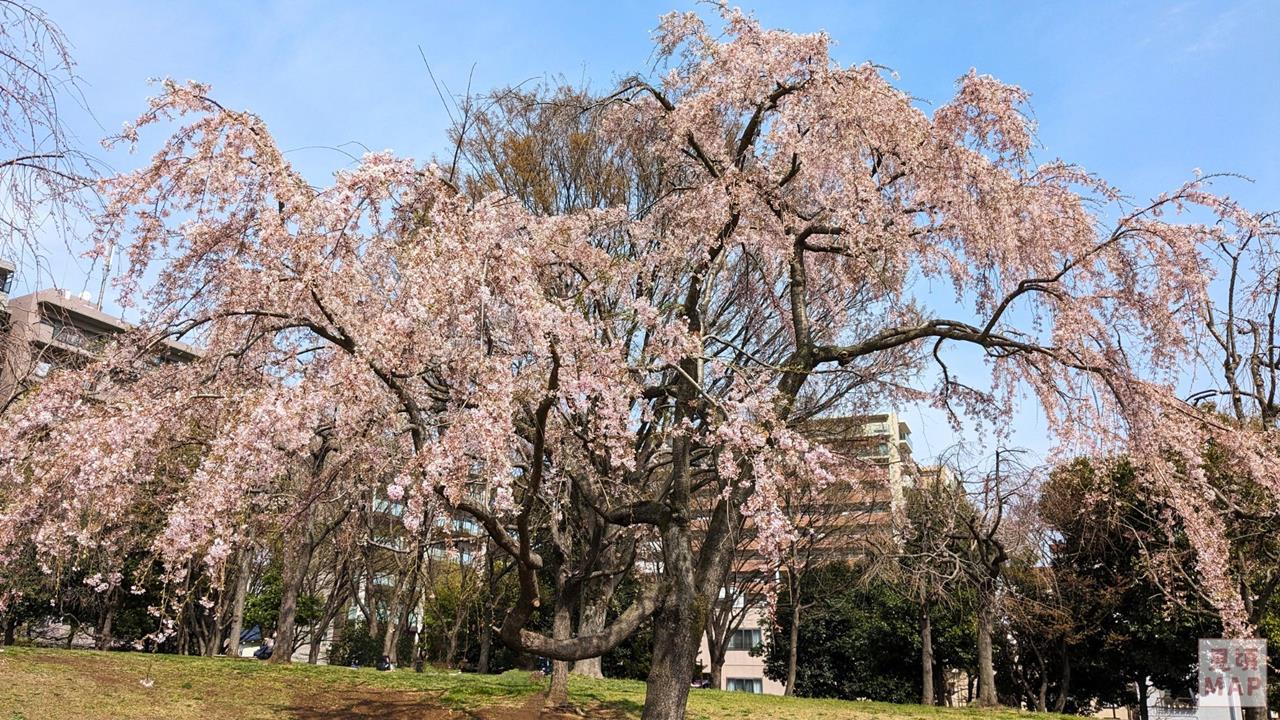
0 6 1278 719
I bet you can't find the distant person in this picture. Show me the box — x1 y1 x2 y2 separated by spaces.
376 654 392 671
253 632 275 660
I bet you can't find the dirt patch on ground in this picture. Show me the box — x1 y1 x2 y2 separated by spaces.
482 695 631 720
288 687 465 719
18 650 132 687
467 694 546 720
288 692 631 720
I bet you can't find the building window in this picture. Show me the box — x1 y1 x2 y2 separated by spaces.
718 586 746 609
727 628 761 651
726 678 763 694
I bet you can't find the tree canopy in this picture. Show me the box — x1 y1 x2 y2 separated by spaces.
1 7 1276 718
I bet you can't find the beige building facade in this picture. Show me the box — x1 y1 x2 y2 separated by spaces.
698 412 918 695
0 284 196 408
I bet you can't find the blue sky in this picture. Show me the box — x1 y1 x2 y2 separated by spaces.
28 0 1280 461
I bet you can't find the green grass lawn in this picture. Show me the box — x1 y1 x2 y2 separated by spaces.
0 646 1061 720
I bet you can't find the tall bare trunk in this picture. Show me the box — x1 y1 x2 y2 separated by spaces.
226 547 252 657
975 598 998 707
382 540 424 662
308 602 341 665
477 616 493 673
704 622 724 689
785 600 800 696
547 592 572 707
271 532 315 665
381 589 404 661
445 623 463 668
411 584 431 672
449 579 473 669
362 570 380 639
920 602 935 706
477 545 497 674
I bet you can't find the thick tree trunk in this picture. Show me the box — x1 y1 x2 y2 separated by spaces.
202 624 217 656
95 589 118 651
96 614 113 651
547 593 572 707
709 655 724 691
2 614 15 646
704 625 725 690
640 517 701 717
226 547 252 657
381 593 404 661
1136 679 1149 720
641 522 700 720
785 600 801 696
920 603 935 706
975 599 998 707
643 602 699 720
271 533 315 665
307 626 325 664
1053 640 1070 713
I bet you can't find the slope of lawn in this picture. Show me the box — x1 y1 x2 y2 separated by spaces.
0 646 1061 720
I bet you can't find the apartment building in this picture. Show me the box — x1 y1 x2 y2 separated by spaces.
697 412 918 695
0 286 197 406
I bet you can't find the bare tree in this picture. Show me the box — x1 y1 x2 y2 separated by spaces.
952 447 1039 708
0 2 98 282
869 465 968 706
699 504 770 691
775 473 878 696
1187 218 1280 720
